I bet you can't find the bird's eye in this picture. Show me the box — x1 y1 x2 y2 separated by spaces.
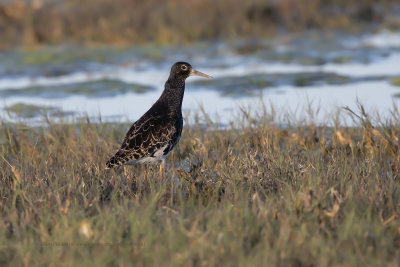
181 65 188 71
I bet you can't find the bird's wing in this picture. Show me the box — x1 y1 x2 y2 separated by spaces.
106 114 177 168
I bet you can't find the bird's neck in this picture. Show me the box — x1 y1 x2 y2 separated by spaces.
159 76 186 114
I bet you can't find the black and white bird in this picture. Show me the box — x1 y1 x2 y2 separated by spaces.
106 62 212 169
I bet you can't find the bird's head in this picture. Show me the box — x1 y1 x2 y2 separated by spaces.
170 62 212 80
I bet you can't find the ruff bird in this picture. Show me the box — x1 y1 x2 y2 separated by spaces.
106 62 212 170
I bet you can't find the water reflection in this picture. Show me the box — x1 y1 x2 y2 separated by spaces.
0 30 399 126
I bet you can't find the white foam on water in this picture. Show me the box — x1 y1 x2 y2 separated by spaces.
344 30 400 49
322 53 400 77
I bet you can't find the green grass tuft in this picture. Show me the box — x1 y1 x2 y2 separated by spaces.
4 103 64 118
389 78 400 87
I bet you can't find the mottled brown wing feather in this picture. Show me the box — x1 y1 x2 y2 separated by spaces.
106 114 177 168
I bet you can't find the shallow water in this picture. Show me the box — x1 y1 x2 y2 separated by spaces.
0 30 400 126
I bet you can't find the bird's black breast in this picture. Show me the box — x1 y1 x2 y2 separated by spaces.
161 116 182 156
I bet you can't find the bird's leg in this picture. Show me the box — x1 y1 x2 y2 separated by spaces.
159 158 166 177
159 164 163 177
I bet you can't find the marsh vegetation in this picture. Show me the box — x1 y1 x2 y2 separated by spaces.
0 106 399 265
0 0 399 47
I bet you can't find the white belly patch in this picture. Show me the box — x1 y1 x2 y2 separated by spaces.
124 144 169 165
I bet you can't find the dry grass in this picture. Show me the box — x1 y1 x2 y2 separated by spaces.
0 0 399 47
0 106 400 265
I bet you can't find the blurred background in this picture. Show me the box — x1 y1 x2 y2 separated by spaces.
0 0 400 125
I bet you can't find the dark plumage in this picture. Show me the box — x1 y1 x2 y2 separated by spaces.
106 62 212 169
